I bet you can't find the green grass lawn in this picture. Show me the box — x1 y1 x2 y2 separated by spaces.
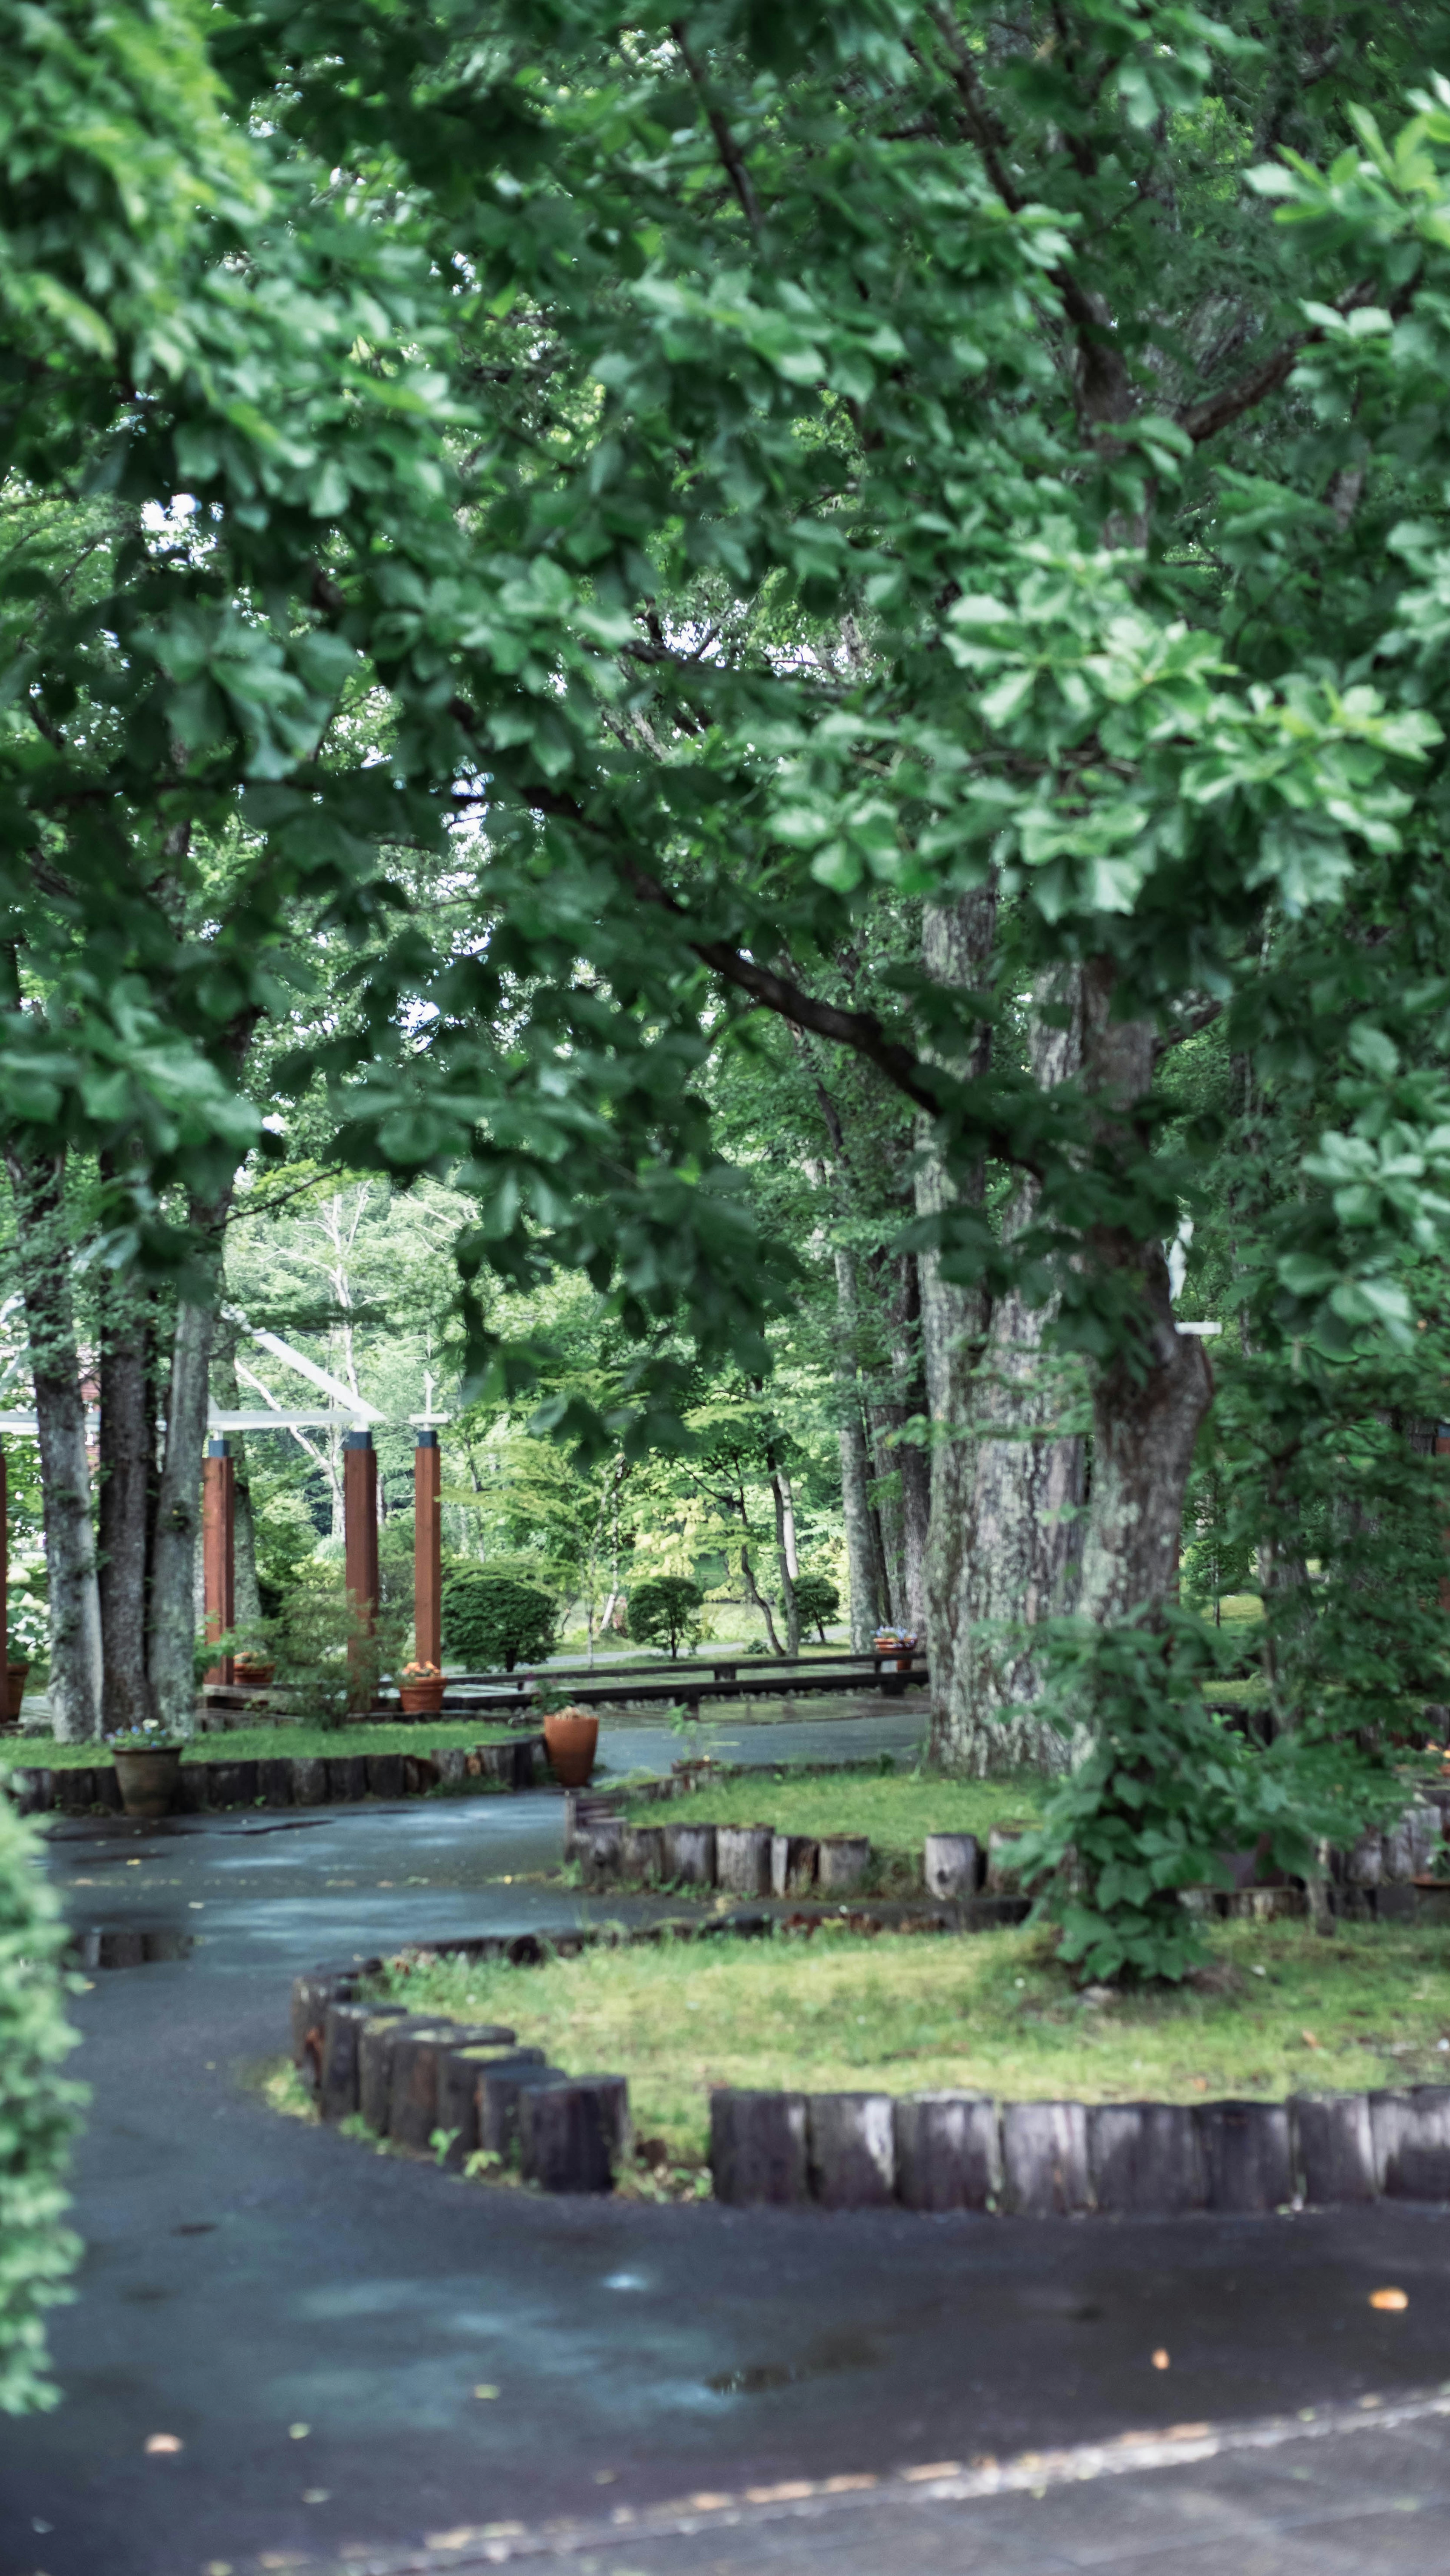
619 1766 1046 1869
0 1718 522 1768
381 1918 1450 2164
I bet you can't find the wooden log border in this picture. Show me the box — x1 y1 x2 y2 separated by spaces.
3 1735 547 1818
288 1929 1450 2219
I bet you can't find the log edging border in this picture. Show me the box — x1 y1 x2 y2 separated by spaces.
5 1735 547 1818
287 1926 1450 2217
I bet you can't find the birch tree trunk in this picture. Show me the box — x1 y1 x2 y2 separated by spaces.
768 1452 802 1653
5 1148 102 1740
833 1245 879 1650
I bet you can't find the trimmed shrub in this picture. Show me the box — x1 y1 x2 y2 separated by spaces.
628 1576 704 1658
443 1570 558 1672
793 1575 840 1643
0 1799 83 2411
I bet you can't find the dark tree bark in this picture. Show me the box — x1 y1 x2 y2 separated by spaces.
147 1199 231 1736
97 1270 156 1733
4 1147 101 1739
832 1245 879 1649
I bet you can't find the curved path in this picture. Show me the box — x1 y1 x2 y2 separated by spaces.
4 1709 1450 2576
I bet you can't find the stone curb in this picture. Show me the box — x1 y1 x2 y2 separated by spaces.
3 1735 547 1818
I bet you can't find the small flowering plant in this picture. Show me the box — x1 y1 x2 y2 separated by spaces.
400 1660 441 1682
106 1719 184 1755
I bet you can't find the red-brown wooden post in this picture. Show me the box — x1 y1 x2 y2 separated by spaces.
202 1438 236 1685
1438 1425 1450 1610
414 1429 441 1672
344 1430 379 1706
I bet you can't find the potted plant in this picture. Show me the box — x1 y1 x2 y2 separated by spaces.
873 1625 918 1673
232 1650 276 1689
108 1720 185 1819
534 1680 599 1789
398 1659 445 1715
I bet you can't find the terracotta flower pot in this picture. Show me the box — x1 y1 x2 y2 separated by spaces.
233 1658 275 1689
543 1707 599 1789
6 1662 28 1721
112 1747 183 1820
399 1680 445 1715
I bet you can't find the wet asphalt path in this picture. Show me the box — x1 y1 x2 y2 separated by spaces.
4 1707 1450 2576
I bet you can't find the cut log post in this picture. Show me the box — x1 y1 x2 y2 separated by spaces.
1197 2100 1294 2213
770 1833 819 1898
518 2077 628 2194
7 1769 47 1816
807 2092 895 2208
1370 2086 1450 2199
1089 2104 1205 2215
388 2026 461 2153
984 1827 1029 1896
360 2015 429 2134
290 1965 359 2064
620 1825 666 1886
403 1753 438 1796
1001 2101 1091 2216
893 2093 1001 2211
478 2062 570 2161
663 1822 717 1887
328 1755 368 1803
435 2042 540 2168
433 1747 468 1791
320 2001 407 2123
923 1834 981 1902
291 1758 330 1806
1346 1829 1384 1889
580 1820 626 1887
55 1768 98 1814
1292 2092 1377 2204
709 2089 810 2206
816 1836 870 1896
207 1760 260 1810
259 1758 293 1809
365 1753 405 1801
715 1825 774 1898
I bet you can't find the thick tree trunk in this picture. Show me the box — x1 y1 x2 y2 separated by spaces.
833 1246 879 1649
5 1148 102 1741
97 1283 155 1733
1075 964 1214 1627
922 963 1088 1775
148 1194 230 1738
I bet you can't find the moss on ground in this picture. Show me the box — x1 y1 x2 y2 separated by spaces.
380 1918 1450 2164
0 1718 521 1769
619 1766 1046 1866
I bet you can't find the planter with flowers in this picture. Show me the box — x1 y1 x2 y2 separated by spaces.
398 1660 445 1716
108 1721 185 1819
233 1650 276 1690
535 1681 599 1789
873 1625 918 1673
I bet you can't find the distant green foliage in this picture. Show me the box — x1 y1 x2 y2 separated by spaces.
628 1576 704 1658
443 1570 557 1673
0 1801 83 2412
792 1575 840 1643
264 1593 407 1727
1017 1612 1404 1986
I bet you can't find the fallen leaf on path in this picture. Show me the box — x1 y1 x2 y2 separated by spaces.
473 2384 500 2399
144 2434 182 2454
1300 2029 1320 2048
1151 2349 1171 2370
1370 2288 1409 2311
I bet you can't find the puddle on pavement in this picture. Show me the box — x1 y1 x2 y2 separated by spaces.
707 2331 882 2396
67 1925 194 1968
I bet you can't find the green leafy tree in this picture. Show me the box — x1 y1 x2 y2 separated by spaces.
442 1570 558 1673
0 1802 83 2410
793 1574 841 1645
628 1576 705 1660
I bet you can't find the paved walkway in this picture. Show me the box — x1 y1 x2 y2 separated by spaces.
4 1713 1450 2576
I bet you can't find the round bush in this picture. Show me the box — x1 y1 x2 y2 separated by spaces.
443 1570 558 1672
793 1574 840 1642
628 1575 704 1658
0 1800 83 2412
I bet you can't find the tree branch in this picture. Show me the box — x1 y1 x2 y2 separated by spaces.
671 23 760 234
